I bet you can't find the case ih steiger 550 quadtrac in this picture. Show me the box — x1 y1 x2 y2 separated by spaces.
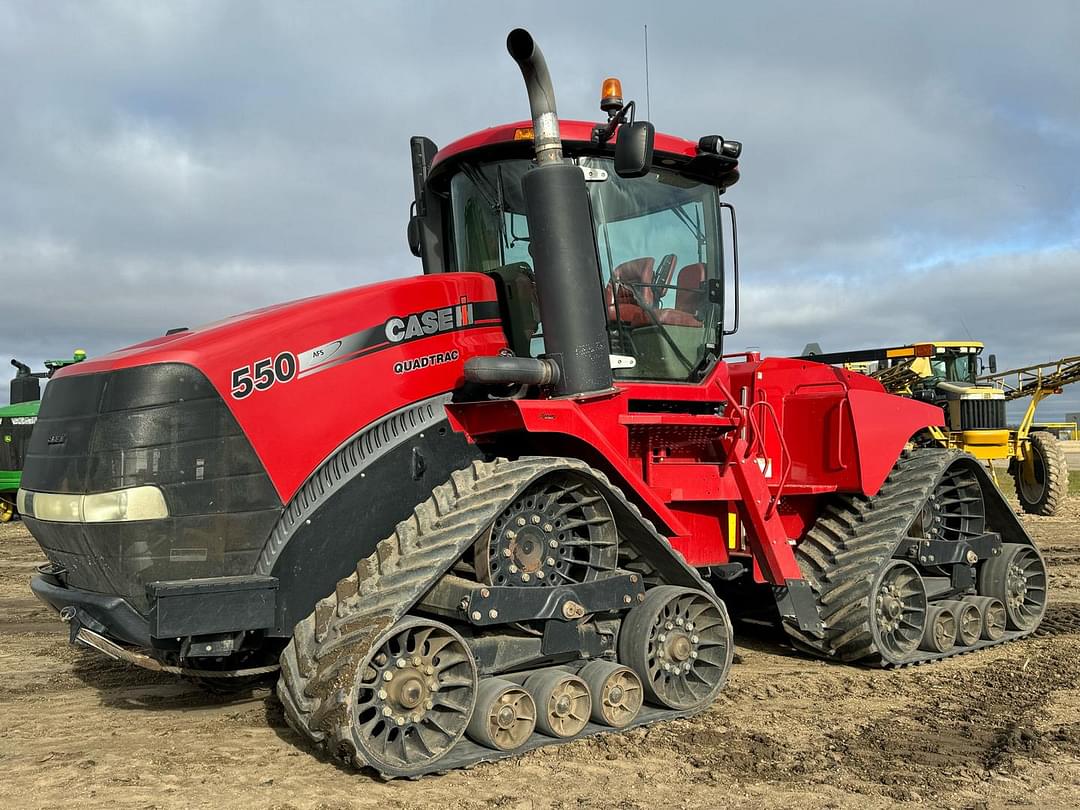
19 30 1046 776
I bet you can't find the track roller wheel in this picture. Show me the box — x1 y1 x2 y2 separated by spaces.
617 585 732 711
979 543 1048 631
960 595 1006 641
870 560 928 663
350 618 477 777
938 599 981 646
920 604 957 653
466 678 536 751
578 660 643 728
526 669 591 739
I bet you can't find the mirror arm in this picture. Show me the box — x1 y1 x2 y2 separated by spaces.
592 100 636 145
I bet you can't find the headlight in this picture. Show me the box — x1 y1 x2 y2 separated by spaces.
17 486 169 523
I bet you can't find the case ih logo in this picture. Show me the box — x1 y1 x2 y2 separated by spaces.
384 300 474 344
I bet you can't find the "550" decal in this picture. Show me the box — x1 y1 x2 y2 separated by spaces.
231 352 297 399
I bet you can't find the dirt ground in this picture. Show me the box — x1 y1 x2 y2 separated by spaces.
2 500 1079 810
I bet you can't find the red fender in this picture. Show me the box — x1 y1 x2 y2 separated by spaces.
846 388 944 496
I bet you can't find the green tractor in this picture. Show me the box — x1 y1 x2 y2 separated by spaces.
1 352 86 521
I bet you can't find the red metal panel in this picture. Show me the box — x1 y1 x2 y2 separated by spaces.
431 120 703 172
54 273 508 502
847 387 944 495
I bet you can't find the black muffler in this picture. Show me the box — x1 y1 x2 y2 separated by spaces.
506 29 614 398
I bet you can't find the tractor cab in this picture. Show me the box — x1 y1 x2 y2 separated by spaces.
409 87 742 383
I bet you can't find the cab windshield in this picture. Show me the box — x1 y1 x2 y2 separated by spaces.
930 353 978 384
449 157 725 381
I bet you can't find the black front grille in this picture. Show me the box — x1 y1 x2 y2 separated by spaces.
959 398 1007 430
0 417 35 472
21 363 283 613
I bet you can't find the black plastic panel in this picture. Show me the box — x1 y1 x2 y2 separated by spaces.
148 576 278 638
269 421 481 636
21 364 282 614
0 417 34 473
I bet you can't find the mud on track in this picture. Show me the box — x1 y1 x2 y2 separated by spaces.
1 503 1078 809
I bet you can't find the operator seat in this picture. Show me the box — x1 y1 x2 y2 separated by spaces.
657 263 706 326
605 257 655 328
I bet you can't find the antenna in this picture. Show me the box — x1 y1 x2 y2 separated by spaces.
644 25 651 120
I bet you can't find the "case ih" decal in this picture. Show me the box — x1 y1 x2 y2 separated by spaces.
229 298 500 397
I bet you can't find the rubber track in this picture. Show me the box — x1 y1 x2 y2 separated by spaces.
783 448 1040 667
277 456 725 777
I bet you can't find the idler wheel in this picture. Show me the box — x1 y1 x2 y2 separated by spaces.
349 618 477 776
869 560 928 662
466 678 536 751
979 543 1047 631
578 660 643 728
617 585 732 711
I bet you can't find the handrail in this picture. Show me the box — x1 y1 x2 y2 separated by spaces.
741 397 792 519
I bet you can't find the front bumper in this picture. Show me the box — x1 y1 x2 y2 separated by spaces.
31 570 151 647
30 567 279 650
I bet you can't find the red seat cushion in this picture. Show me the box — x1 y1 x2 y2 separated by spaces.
657 263 706 326
605 258 656 324
607 303 653 327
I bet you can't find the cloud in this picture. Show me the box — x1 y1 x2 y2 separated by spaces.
1 1 1078 425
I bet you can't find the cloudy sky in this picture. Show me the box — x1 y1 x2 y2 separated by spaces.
2 2 1078 417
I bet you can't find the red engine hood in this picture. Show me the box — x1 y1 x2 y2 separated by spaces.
57 272 507 502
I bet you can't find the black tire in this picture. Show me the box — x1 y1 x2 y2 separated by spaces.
1013 431 1069 516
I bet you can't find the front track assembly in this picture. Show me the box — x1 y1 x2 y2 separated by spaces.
278 457 734 777
784 448 1048 667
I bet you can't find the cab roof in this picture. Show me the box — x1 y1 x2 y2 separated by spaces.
429 119 739 190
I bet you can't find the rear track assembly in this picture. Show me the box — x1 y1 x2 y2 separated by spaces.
784 448 1047 667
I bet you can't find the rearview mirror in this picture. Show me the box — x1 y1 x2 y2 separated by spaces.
614 121 655 178
988 353 997 374
407 214 422 257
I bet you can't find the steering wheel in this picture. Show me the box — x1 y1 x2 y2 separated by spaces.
652 254 678 303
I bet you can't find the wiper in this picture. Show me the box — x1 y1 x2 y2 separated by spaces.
672 203 705 245
461 163 503 215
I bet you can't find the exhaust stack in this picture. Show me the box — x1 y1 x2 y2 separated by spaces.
506 29 614 398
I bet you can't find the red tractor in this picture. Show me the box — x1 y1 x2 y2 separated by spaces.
20 30 1046 776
